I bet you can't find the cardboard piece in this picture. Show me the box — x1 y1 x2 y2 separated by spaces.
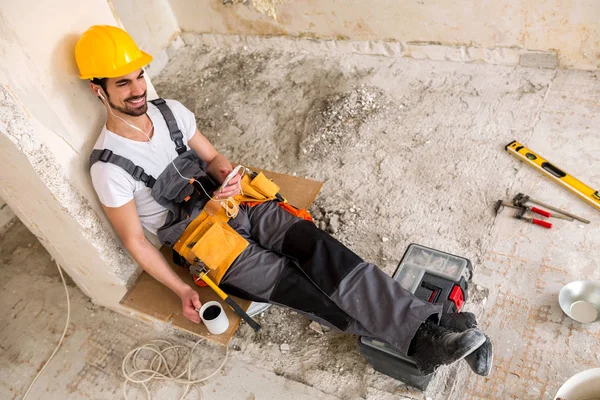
120 169 322 345
247 167 323 210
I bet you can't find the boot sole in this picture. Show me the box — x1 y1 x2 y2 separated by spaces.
474 338 493 376
451 331 487 362
420 331 487 375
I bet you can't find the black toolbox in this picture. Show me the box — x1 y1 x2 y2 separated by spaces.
358 243 473 390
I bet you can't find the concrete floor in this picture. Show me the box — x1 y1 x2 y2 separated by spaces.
0 221 337 400
1 39 599 399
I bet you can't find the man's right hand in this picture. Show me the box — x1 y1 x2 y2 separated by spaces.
179 286 202 323
103 200 205 325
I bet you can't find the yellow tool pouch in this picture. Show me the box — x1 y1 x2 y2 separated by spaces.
174 206 249 284
173 170 282 284
250 172 280 198
235 172 282 204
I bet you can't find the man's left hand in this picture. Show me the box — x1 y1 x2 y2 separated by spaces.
215 167 241 199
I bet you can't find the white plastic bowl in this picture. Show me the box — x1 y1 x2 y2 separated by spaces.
558 281 600 323
554 368 600 400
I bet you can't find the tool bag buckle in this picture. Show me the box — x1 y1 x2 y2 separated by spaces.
132 166 145 181
99 149 113 162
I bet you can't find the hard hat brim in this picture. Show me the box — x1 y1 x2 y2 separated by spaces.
79 51 153 80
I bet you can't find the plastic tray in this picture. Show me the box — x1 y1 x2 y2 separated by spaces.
397 244 468 282
394 263 425 293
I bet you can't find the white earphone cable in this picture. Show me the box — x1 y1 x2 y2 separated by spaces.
98 91 244 217
98 91 154 139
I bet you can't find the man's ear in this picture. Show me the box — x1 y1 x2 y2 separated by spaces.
89 81 101 97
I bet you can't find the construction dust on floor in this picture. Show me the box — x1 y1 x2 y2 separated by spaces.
2 39 599 399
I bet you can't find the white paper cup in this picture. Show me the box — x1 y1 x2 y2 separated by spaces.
199 301 229 335
554 368 600 399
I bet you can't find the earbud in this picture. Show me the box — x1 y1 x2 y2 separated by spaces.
97 90 105 100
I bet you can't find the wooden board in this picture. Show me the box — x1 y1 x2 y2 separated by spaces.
120 169 322 345
248 167 323 210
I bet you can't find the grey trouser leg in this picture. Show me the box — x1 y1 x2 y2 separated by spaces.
220 202 441 354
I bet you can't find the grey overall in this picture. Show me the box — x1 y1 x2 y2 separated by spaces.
91 98 441 355
221 202 442 354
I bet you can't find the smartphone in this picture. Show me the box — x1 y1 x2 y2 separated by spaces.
220 165 243 190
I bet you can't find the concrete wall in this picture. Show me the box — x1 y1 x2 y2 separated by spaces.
0 0 152 309
0 197 16 231
110 0 184 77
168 0 600 70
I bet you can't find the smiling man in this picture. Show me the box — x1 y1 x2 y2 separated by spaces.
94 71 148 114
76 25 493 378
78 26 241 324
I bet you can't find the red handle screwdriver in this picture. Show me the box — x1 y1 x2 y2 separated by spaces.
514 207 552 228
529 206 573 220
522 216 552 229
530 206 550 218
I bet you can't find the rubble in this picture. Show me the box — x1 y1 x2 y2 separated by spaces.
308 321 324 335
300 86 392 161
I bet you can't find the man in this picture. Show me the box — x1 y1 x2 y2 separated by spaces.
76 25 492 377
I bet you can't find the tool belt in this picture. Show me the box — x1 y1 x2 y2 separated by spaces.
173 171 297 285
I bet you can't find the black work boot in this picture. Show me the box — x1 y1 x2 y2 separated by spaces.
408 320 487 375
440 312 494 376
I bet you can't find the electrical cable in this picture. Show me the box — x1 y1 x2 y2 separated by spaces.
121 339 229 400
19 259 229 400
22 261 71 400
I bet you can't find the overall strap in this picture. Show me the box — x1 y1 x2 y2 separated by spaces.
150 98 187 155
90 149 156 188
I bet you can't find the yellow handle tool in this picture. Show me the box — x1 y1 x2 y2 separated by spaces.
506 141 600 212
195 268 261 332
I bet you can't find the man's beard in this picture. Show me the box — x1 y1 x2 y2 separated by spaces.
108 92 148 116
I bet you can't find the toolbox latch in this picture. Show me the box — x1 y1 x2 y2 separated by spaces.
449 285 464 311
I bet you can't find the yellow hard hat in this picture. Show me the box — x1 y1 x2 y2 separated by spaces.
75 25 152 80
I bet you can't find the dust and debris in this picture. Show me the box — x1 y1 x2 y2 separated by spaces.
517 78 547 100
309 204 364 250
300 86 392 161
468 283 490 307
152 41 560 398
222 0 285 20
309 321 324 335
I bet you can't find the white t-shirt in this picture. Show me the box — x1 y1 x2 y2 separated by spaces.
90 99 197 235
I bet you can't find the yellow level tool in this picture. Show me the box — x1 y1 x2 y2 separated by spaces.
506 140 600 212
